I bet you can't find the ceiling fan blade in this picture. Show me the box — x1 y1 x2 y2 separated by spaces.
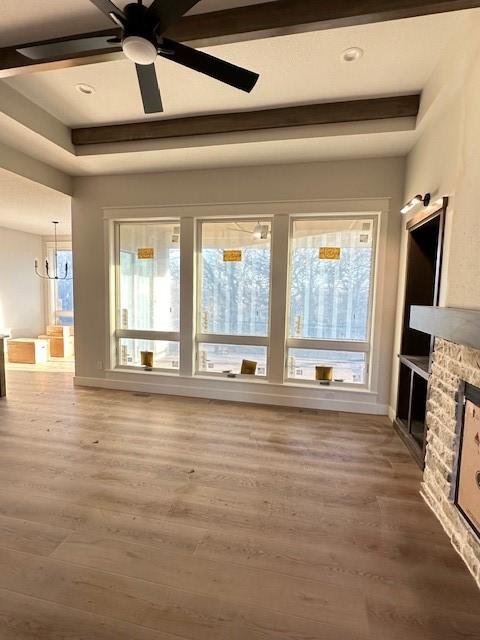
160 39 259 93
89 0 125 24
136 64 163 114
146 0 202 33
17 35 122 61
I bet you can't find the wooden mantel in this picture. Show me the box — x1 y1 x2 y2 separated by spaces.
410 306 480 351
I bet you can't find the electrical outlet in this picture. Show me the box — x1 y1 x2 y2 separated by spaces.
97 360 103 370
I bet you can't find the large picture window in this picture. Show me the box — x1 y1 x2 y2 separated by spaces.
197 220 271 376
112 212 377 389
287 217 375 384
115 221 180 370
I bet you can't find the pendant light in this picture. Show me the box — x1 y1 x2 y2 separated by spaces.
35 221 72 281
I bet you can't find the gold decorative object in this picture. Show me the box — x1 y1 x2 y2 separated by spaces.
316 366 333 382
141 351 154 370
241 359 257 375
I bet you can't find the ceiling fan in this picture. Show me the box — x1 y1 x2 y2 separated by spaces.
17 0 260 114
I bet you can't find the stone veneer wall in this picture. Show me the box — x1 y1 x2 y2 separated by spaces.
421 337 480 588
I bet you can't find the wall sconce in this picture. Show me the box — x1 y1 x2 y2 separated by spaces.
401 193 431 215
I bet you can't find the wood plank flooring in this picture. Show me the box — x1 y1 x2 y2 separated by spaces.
0 370 478 639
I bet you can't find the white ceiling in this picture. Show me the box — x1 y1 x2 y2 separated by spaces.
6 12 466 127
0 4 476 183
0 169 71 235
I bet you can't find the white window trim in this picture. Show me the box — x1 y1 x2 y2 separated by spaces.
112 219 182 373
104 198 390 411
284 213 378 387
196 334 269 347
43 239 73 327
195 217 273 379
287 338 369 352
116 329 180 342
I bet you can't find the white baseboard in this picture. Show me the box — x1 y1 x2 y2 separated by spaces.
74 373 389 415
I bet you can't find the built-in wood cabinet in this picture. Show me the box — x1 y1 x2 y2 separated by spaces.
394 199 447 467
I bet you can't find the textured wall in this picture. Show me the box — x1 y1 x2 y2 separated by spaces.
422 338 480 588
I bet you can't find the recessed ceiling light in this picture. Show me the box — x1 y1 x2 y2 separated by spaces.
75 83 95 95
341 47 364 63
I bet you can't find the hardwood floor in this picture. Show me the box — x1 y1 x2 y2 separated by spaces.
0 370 478 639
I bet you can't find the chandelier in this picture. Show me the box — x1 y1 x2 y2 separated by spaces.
35 221 72 280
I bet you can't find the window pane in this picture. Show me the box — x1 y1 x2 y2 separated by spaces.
198 343 267 376
119 339 179 370
289 218 374 340
119 223 180 332
287 348 366 384
49 249 74 326
200 221 271 336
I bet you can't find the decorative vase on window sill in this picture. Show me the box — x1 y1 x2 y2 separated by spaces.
316 366 333 385
141 351 153 371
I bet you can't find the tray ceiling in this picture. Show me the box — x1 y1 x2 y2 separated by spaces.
5 13 465 128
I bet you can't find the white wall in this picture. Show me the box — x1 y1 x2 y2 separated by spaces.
404 10 480 308
0 225 44 338
72 157 405 412
389 10 480 413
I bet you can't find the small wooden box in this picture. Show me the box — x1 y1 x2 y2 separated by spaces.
8 339 48 365
47 325 74 338
39 335 75 359
240 359 257 375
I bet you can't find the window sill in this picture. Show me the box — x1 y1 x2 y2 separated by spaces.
110 367 180 377
194 373 270 384
282 380 369 393
110 367 370 393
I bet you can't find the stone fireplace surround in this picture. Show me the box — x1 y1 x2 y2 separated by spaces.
408 305 480 588
422 337 480 588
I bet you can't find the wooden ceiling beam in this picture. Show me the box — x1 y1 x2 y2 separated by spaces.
167 0 480 47
1 0 479 78
72 94 420 146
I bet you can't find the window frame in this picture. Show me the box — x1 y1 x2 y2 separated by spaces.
284 214 378 388
106 201 385 398
44 240 74 327
113 219 181 373
195 217 273 379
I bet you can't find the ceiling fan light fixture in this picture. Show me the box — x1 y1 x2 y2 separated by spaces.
122 36 157 65
15 0 260 117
